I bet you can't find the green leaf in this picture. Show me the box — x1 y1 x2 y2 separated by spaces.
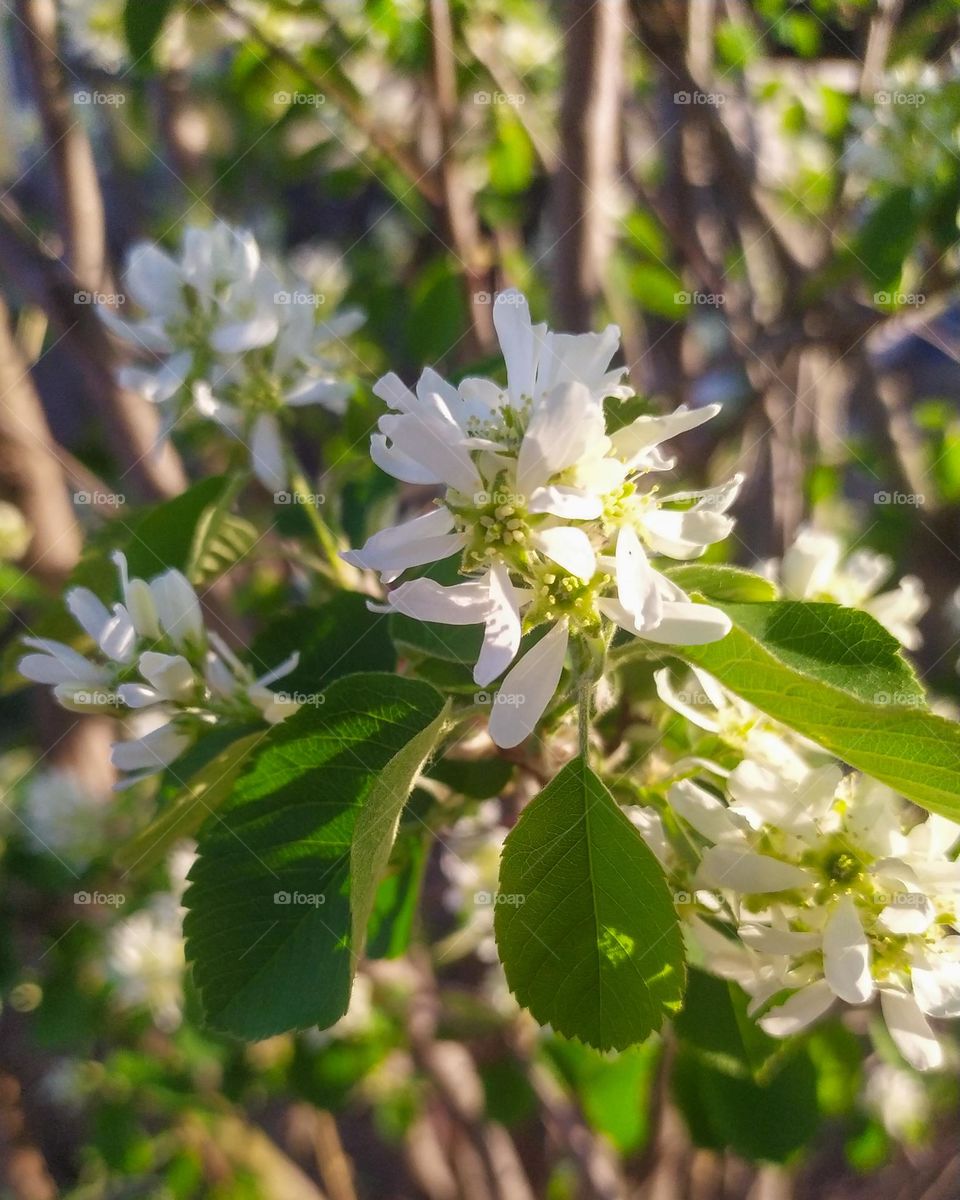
390 611 484 665
675 601 960 818
672 1043 821 1162
854 187 917 292
349 698 450 965
183 674 445 1039
123 0 175 65
665 564 779 603
186 484 258 587
115 731 264 876
252 595 397 692
124 476 236 580
365 836 428 960
495 757 684 1051
673 969 783 1082
428 756 513 799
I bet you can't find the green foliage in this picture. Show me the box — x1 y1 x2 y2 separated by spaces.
673 969 784 1082
676 600 960 817
495 757 684 1051
183 674 446 1039
123 0 175 65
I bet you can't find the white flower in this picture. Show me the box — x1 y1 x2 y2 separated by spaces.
347 290 736 747
19 769 111 869
107 892 186 1031
104 223 360 491
767 526 928 649
672 761 960 1069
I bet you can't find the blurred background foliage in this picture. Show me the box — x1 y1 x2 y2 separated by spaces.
2 0 960 1196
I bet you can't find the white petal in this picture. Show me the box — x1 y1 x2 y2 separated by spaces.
738 924 821 954
527 485 602 520
653 667 720 733
668 778 742 843
759 980 834 1037
98 607 137 663
488 620 568 749
342 508 466 583
614 524 661 630
373 370 416 412
475 563 522 687
250 413 287 493
386 576 491 624
823 897 874 1004
634 600 731 645
111 725 191 773
370 433 441 485
19 639 106 685
610 404 721 465
516 381 605 495
493 290 539 405
138 651 195 702
378 408 481 495
699 846 813 893
531 526 596 581
117 683 163 708
124 243 183 315
912 957 960 1018
149 569 204 647
641 507 734 560
66 587 111 641
210 314 279 353
880 989 945 1071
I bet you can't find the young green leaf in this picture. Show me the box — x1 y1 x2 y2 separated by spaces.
674 600 960 818
183 674 445 1040
495 757 685 1052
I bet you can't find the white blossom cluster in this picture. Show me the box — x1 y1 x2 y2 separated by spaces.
634 665 960 1072
764 525 928 650
18 552 299 786
102 222 361 492
345 290 740 748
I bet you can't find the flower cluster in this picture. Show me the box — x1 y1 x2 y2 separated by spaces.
18 553 299 786
102 223 361 491
345 290 739 747
637 665 960 1071
764 526 928 649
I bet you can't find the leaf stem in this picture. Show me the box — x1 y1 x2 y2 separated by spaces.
578 677 592 762
289 466 350 586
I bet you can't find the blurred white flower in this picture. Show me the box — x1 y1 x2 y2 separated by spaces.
765 526 928 649
0 501 30 561
20 768 111 869
346 290 736 748
103 222 360 491
107 893 185 1031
